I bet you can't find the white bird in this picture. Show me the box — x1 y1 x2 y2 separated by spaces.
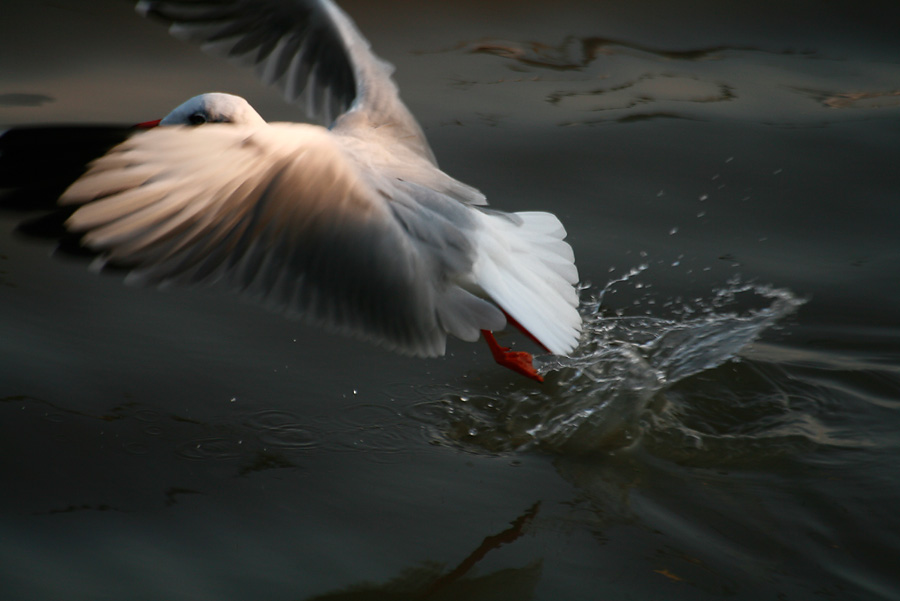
57 0 582 381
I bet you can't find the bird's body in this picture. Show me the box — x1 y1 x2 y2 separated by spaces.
15 0 582 379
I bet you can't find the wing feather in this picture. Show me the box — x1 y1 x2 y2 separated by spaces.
136 0 435 161
60 124 503 356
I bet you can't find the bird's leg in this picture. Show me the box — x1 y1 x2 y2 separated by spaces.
481 330 543 383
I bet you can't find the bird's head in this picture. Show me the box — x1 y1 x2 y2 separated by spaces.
136 92 266 129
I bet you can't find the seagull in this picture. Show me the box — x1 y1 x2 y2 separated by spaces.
49 0 582 381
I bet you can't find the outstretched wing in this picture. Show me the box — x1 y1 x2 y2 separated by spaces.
137 0 435 162
59 124 504 356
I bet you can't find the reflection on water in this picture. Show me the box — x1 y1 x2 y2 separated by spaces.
467 35 813 69
441 34 900 128
307 503 542 600
812 89 900 110
308 560 541 601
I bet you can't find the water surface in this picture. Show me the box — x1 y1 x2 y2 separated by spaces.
2 1 899 599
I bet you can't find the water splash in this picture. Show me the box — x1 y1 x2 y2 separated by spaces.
415 276 805 455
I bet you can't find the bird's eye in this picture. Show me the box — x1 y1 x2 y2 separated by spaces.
188 113 207 125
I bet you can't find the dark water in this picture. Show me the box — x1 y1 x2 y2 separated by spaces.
2 1 900 599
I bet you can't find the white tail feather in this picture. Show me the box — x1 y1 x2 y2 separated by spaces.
471 210 582 355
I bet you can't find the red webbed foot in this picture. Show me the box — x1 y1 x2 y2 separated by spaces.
481 330 544 383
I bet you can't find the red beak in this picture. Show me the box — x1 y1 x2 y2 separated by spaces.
134 119 162 129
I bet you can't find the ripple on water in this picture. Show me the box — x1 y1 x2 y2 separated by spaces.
240 403 415 461
175 437 245 461
243 409 305 430
243 410 322 451
403 398 454 428
324 403 412 461
256 425 320 450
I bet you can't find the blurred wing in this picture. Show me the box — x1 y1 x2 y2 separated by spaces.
59 124 502 356
136 0 435 162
